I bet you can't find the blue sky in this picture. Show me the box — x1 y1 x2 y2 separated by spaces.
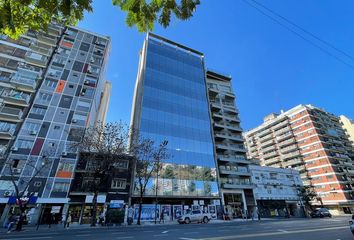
78 0 354 130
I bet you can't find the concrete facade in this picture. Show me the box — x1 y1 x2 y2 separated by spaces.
340 115 354 147
244 105 354 215
0 25 111 224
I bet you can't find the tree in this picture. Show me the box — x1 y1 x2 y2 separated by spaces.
162 164 175 179
132 139 169 225
3 154 51 231
297 185 317 213
0 0 201 39
0 0 93 39
72 121 130 227
113 0 201 32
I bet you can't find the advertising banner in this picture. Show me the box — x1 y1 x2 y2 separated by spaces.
208 205 217 219
133 204 159 221
173 205 183 220
161 205 171 221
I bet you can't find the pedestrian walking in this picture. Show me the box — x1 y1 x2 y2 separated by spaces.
65 212 72 229
159 211 164 224
257 208 261 221
6 213 17 233
127 206 134 225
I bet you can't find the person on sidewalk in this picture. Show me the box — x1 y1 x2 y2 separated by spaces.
6 213 17 233
65 212 72 229
159 212 164 224
127 206 134 225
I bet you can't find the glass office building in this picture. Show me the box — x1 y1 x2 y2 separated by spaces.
130 33 219 203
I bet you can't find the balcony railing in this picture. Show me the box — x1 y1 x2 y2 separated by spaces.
280 144 298 154
217 155 249 164
283 158 303 167
0 107 23 120
10 74 37 89
219 166 250 176
278 138 295 147
25 52 48 66
0 122 16 136
0 89 30 105
282 150 301 160
221 179 253 189
276 131 293 141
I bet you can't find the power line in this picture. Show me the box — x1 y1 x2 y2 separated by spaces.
250 0 354 62
242 0 354 70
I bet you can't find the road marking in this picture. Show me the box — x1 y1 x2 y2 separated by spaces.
115 237 133 239
179 238 197 240
277 229 289 233
218 229 232 232
153 234 167 237
3 237 53 240
183 232 199 234
201 226 348 240
162 230 169 234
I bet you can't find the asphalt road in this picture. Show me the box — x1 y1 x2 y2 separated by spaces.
1 217 352 240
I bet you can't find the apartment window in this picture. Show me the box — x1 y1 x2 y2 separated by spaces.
47 68 62 78
54 125 60 130
15 139 34 149
52 182 70 192
44 79 57 89
12 159 20 168
326 175 334 179
31 106 46 116
38 92 52 103
58 162 74 172
111 179 126 189
23 122 41 132
113 160 129 169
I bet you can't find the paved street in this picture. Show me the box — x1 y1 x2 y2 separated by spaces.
1 217 351 240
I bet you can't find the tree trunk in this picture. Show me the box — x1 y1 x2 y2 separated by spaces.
91 192 98 227
137 196 143 225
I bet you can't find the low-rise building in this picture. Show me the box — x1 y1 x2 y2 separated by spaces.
67 152 134 225
249 165 303 218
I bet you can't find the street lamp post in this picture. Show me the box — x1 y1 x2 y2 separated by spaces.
154 171 160 224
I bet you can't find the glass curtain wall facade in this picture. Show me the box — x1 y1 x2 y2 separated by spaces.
131 33 219 202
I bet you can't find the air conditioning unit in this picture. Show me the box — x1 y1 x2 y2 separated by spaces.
71 119 77 123
11 146 18 152
87 66 92 74
4 191 11 197
84 80 90 85
90 57 95 63
30 130 37 135
14 168 21 174
62 151 67 156
80 92 85 96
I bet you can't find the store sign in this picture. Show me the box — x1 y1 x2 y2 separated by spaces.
8 196 37 205
110 200 124 209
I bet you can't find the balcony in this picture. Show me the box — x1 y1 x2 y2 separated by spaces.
282 150 301 160
264 157 281 165
278 138 295 147
260 139 275 148
222 180 253 189
215 132 243 142
280 144 298 154
276 131 293 141
25 52 48 67
262 145 276 152
37 34 57 45
283 158 303 167
29 41 52 56
10 74 37 91
0 89 30 106
262 151 278 159
272 120 289 131
0 122 16 139
0 107 23 122
219 166 251 176
217 155 249 164
274 126 291 136
210 102 222 110
258 128 272 138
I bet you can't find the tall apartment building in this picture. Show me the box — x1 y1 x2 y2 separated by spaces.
244 105 354 214
0 25 111 223
206 70 255 215
340 115 354 146
130 33 220 210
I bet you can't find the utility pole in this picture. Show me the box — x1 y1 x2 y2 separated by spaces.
154 160 160 224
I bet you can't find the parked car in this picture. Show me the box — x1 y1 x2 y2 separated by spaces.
310 208 332 218
177 210 214 224
349 219 354 235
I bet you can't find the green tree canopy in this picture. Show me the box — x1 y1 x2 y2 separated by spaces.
0 0 200 39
